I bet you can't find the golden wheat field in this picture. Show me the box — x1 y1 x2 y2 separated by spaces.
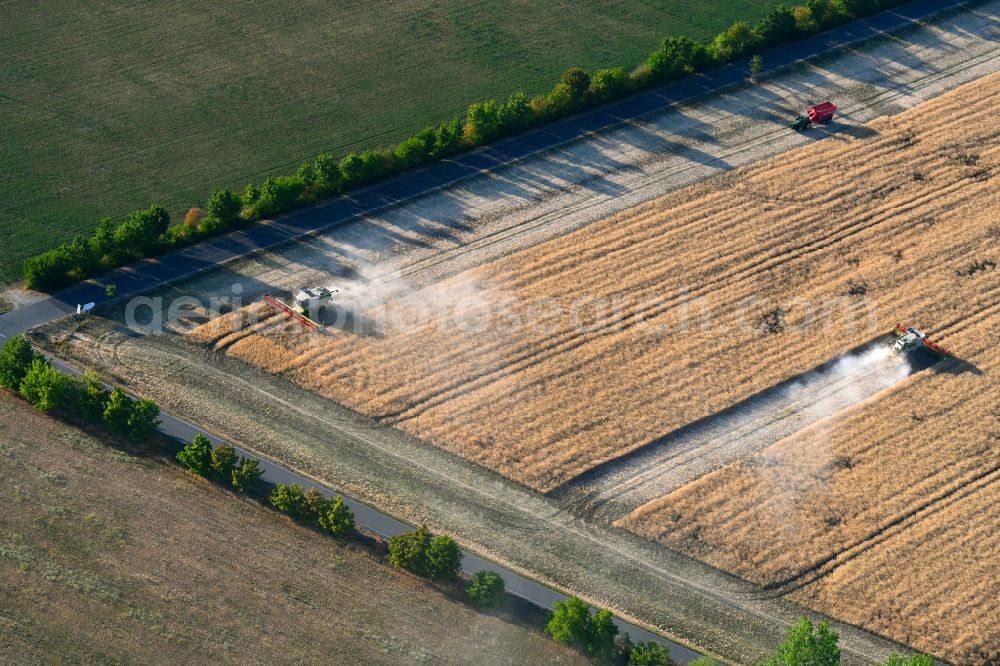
622 306 1000 664
193 71 1000 493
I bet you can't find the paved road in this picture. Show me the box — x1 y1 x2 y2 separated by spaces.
0 0 975 343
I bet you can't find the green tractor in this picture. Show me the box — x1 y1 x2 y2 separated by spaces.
789 113 811 132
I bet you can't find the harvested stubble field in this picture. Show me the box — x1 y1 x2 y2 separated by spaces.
0 391 582 665
0 0 771 283
193 71 1000 497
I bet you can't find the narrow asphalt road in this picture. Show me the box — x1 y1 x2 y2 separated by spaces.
0 0 975 342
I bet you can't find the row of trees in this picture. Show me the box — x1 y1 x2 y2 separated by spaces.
176 433 263 492
23 0 914 293
269 483 355 536
0 335 159 440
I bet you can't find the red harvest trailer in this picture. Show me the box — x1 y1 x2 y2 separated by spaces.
790 101 837 131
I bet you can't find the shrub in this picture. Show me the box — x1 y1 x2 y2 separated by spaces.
806 0 847 28
318 495 355 535
0 334 38 390
628 641 673 665
296 161 317 187
207 187 242 225
102 386 133 436
425 534 463 580
210 443 238 480
19 357 67 411
90 216 117 262
101 386 159 441
184 207 204 228
23 247 74 291
546 596 618 657
177 433 214 476
388 524 433 576
591 67 630 101
465 570 505 607
559 67 591 106
270 482 307 517
231 457 263 492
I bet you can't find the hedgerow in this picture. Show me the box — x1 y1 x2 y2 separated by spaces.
23 0 915 292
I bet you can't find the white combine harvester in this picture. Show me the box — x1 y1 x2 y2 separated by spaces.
889 323 951 358
263 285 338 331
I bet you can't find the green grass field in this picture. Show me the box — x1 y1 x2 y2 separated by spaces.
1 0 771 283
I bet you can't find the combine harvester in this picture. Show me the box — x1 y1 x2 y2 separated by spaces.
790 101 837 131
889 323 951 358
263 286 338 332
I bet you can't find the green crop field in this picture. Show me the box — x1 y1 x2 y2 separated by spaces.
0 0 771 283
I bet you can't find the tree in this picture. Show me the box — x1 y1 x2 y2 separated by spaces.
19 357 67 411
805 0 846 28
547 596 593 651
0 334 37 390
388 525 432 576
708 21 761 62
589 608 618 658
314 152 342 191
102 386 133 436
628 641 673 665
496 93 532 134
270 483 307 517
241 183 260 207
114 204 170 258
177 433 213 476
231 457 263 492
75 369 109 421
127 398 160 441
764 616 840 666
207 187 242 225
432 118 463 157
464 99 500 144
318 495 355 535
881 655 933 666
300 488 327 522
426 534 463 580
591 67 629 101
757 4 798 46
546 596 618 656
465 570 505 607
90 216 117 261
339 153 366 188
296 161 317 186
646 36 707 81
255 176 305 217
210 443 238 480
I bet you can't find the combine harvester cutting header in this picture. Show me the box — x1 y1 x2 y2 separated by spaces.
889 323 951 358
